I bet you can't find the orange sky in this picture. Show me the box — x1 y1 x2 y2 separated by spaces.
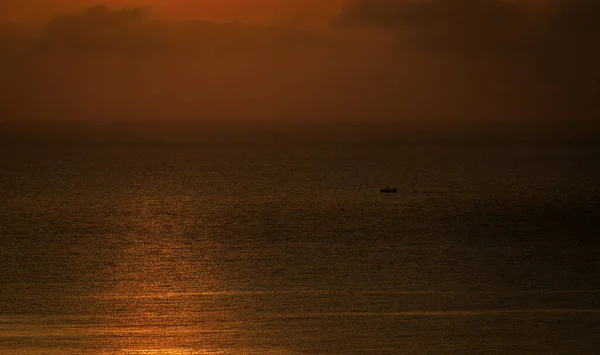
0 0 348 23
0 0 561 24
1 0 599 122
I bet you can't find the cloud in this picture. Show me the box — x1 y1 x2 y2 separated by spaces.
334 0 600 49
2 6 398 121
1 3 599 124
0 0 348 24
31 6 156 53
332 0 600 119
335 0 525 31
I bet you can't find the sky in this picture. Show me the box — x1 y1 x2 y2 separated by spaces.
1 0 599 123
0 0 348 23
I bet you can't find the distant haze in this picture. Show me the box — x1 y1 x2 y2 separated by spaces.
0 1 599 124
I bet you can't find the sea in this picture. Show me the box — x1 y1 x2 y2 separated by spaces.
0 120 599 354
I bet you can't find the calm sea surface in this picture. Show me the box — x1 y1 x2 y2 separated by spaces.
1 122 599 354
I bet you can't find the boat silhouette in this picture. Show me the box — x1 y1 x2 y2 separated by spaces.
380 187 397 193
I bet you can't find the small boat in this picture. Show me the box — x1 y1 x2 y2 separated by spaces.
380 187 397 193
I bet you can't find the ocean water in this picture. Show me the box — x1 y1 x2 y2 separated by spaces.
1 122 599 354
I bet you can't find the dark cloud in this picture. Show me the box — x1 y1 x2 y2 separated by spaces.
335 0 600 49
29 6 160 55
333 0 600 120
549 1 600 33
0 3 598 125
1 6 394 121
335 0 526 41
336 0 523 32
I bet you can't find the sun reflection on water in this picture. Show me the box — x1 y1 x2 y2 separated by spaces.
97 194 236 352
122 349 201 354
